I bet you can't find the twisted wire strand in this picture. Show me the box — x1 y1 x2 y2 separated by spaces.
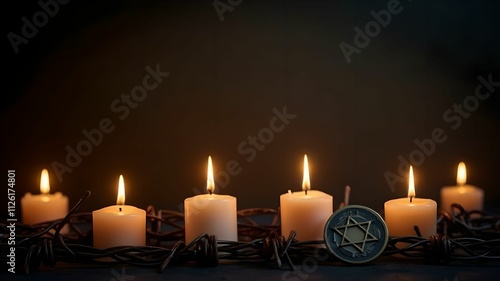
438 204 500 238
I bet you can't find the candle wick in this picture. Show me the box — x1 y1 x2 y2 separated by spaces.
305 189 308 195
119 207 122 212
209 190 213 195
410 196 413 203
344 185 351 206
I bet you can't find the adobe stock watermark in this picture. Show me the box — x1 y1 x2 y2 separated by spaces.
7 0 70 54
178 106 297 213
339 0 410 64
6 170 17 274
281 248 329 281
384 74 500 192
110 268 135 281
51 64 170 182
212 0 243 22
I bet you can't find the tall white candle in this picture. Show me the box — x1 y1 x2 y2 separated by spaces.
280 155 333 241
92 175 146 249
21 169 69 232
384 166 437 237
184 156 238 242
440 162 484 211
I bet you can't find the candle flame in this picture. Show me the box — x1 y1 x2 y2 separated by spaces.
207 156 215 194
457 162 467 185
40 169 50 194
302 154 310 192
116 175 125 205
408 166 416 199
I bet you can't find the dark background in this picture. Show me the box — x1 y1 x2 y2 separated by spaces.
1 0 499 218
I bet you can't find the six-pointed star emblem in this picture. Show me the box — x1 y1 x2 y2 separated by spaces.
331 216 379 252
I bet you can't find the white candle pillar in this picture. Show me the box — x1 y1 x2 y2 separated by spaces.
92 175 146 248
280 155 333 241
384 166 437 237
440 162 484 211
21 169 69 233
184 156 238 242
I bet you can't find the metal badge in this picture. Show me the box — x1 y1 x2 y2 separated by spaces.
324 205 388 264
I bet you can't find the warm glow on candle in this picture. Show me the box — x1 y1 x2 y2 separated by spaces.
117 175 125 205
40 169 50 194
408 166 415 200
184 155 238 242
457 162 467 185
22 169 69 231
440 161 483 210
207 156 215 194
280 154 333 241
93 174 146 248
302 154 310 192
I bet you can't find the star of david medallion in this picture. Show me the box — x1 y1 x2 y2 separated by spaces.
324 205 388 264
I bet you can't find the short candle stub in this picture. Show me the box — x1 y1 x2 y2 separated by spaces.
324 205 388 264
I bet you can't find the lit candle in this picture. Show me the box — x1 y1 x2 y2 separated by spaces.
280 155 333 241
184 156 238 242
21 169 69 231
92 175 146 248
384 166 437 237
440 162 484 211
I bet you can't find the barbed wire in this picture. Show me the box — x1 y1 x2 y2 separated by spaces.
438 203 500 239
1 191 499 274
